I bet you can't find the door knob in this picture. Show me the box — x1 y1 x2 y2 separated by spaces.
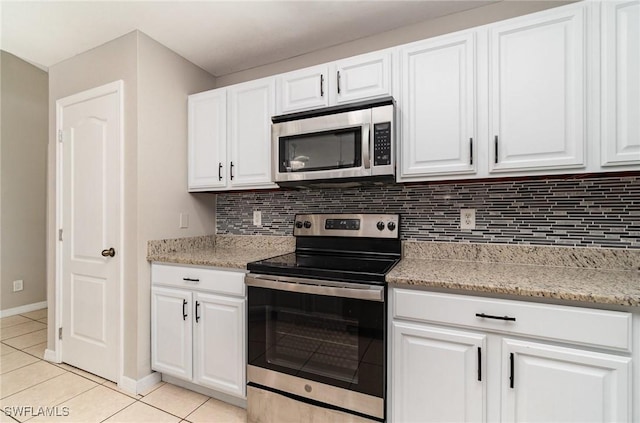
101 248 116 257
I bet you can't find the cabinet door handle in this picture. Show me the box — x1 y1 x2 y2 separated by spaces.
320 74 324 97
230 161 234 180
475 312 516 322
195 301 201 323
470 137 474 165
218 162 223 181
477 347 482 381
337 71 341 94
182 277 200 283
509 352 515 388
494 135 499 164
182 299 188 321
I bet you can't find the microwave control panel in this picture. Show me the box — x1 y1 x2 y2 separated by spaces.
373 122 392 166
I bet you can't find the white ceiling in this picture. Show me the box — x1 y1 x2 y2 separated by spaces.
1 1 496 77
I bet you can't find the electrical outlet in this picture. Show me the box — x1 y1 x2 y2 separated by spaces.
253 210 262 226
13 280 23 292
460 209 476 230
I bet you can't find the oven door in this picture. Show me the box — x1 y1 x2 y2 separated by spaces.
272 109 372 183
246 274 386 419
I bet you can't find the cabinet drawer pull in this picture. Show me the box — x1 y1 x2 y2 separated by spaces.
195 301 201 323
494 135 499 164
509 352 515 389
475 312 516 322
320 74 324 97
230 161 234 180
218 162 223 181
337 71 341 94
182 299 188 321
182 277 200 282
470 137 474 165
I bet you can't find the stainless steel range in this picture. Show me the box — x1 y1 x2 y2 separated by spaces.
246 213 400 422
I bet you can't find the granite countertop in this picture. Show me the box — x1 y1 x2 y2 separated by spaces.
147 234 295 270
387 258 640 307
149 235 640 307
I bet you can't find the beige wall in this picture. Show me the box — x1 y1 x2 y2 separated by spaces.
0 51 48 312
47 31 216 381
216 1 573 87
136 32 216 378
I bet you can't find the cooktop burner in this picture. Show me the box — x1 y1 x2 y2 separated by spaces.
247 252 399 284
247 213 401 285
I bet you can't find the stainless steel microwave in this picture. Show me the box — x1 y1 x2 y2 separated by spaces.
272 97 395 186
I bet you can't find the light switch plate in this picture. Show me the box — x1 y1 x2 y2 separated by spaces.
179 213 189 229
253 210 262 226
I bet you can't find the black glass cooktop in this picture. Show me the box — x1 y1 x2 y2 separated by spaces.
247 252 400 284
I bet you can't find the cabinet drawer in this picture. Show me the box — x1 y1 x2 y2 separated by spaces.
152 263 245 297
393 289 632 351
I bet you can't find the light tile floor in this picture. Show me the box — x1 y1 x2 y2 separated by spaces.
0 309 247 422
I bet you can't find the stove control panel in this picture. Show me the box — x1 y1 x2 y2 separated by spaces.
294 213 399 238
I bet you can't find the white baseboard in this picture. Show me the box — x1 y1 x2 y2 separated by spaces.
44 349 60 363
120 372 162 395
0 301 48 318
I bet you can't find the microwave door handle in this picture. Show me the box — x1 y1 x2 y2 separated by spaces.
362 123 371 169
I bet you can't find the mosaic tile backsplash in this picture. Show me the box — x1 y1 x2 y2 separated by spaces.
216 175 640 249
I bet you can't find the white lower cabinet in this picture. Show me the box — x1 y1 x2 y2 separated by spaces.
390 289 633 423
502 338 631 422
151 287 193 381
151 264 246 399
193 292 245 397
392 322 485 423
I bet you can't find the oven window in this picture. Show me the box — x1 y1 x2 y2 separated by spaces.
278 127 362 173
248 286 384 398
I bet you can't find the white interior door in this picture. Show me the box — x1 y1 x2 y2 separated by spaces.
58 81 122 382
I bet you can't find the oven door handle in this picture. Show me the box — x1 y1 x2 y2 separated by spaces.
246 274 384 302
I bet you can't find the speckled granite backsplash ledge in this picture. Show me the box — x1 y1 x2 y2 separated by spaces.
216 175 640 249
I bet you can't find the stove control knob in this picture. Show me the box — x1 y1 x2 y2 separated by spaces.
295 221 303 229
387 222 396 231
304 221 312 229
376 221 385 231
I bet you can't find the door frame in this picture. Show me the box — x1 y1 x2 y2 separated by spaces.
53 80 125 385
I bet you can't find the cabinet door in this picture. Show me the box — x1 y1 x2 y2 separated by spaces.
193 292 246 398
502 338 631 423
392 322 486 423
400 31 476 179
277 65 329 113
151 287 193 380
489 4 586 172
228 78 277 189
601 0 640 167
333 51 392 104
188 89 227 191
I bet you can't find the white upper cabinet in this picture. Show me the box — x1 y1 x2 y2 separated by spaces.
278 65 329 113
488 3 587 173
276 50 393 114
332 50 392 105
228 77 276 188
188 78 277 192
601 0 640 167
399 31 476 179
188 89 227 190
